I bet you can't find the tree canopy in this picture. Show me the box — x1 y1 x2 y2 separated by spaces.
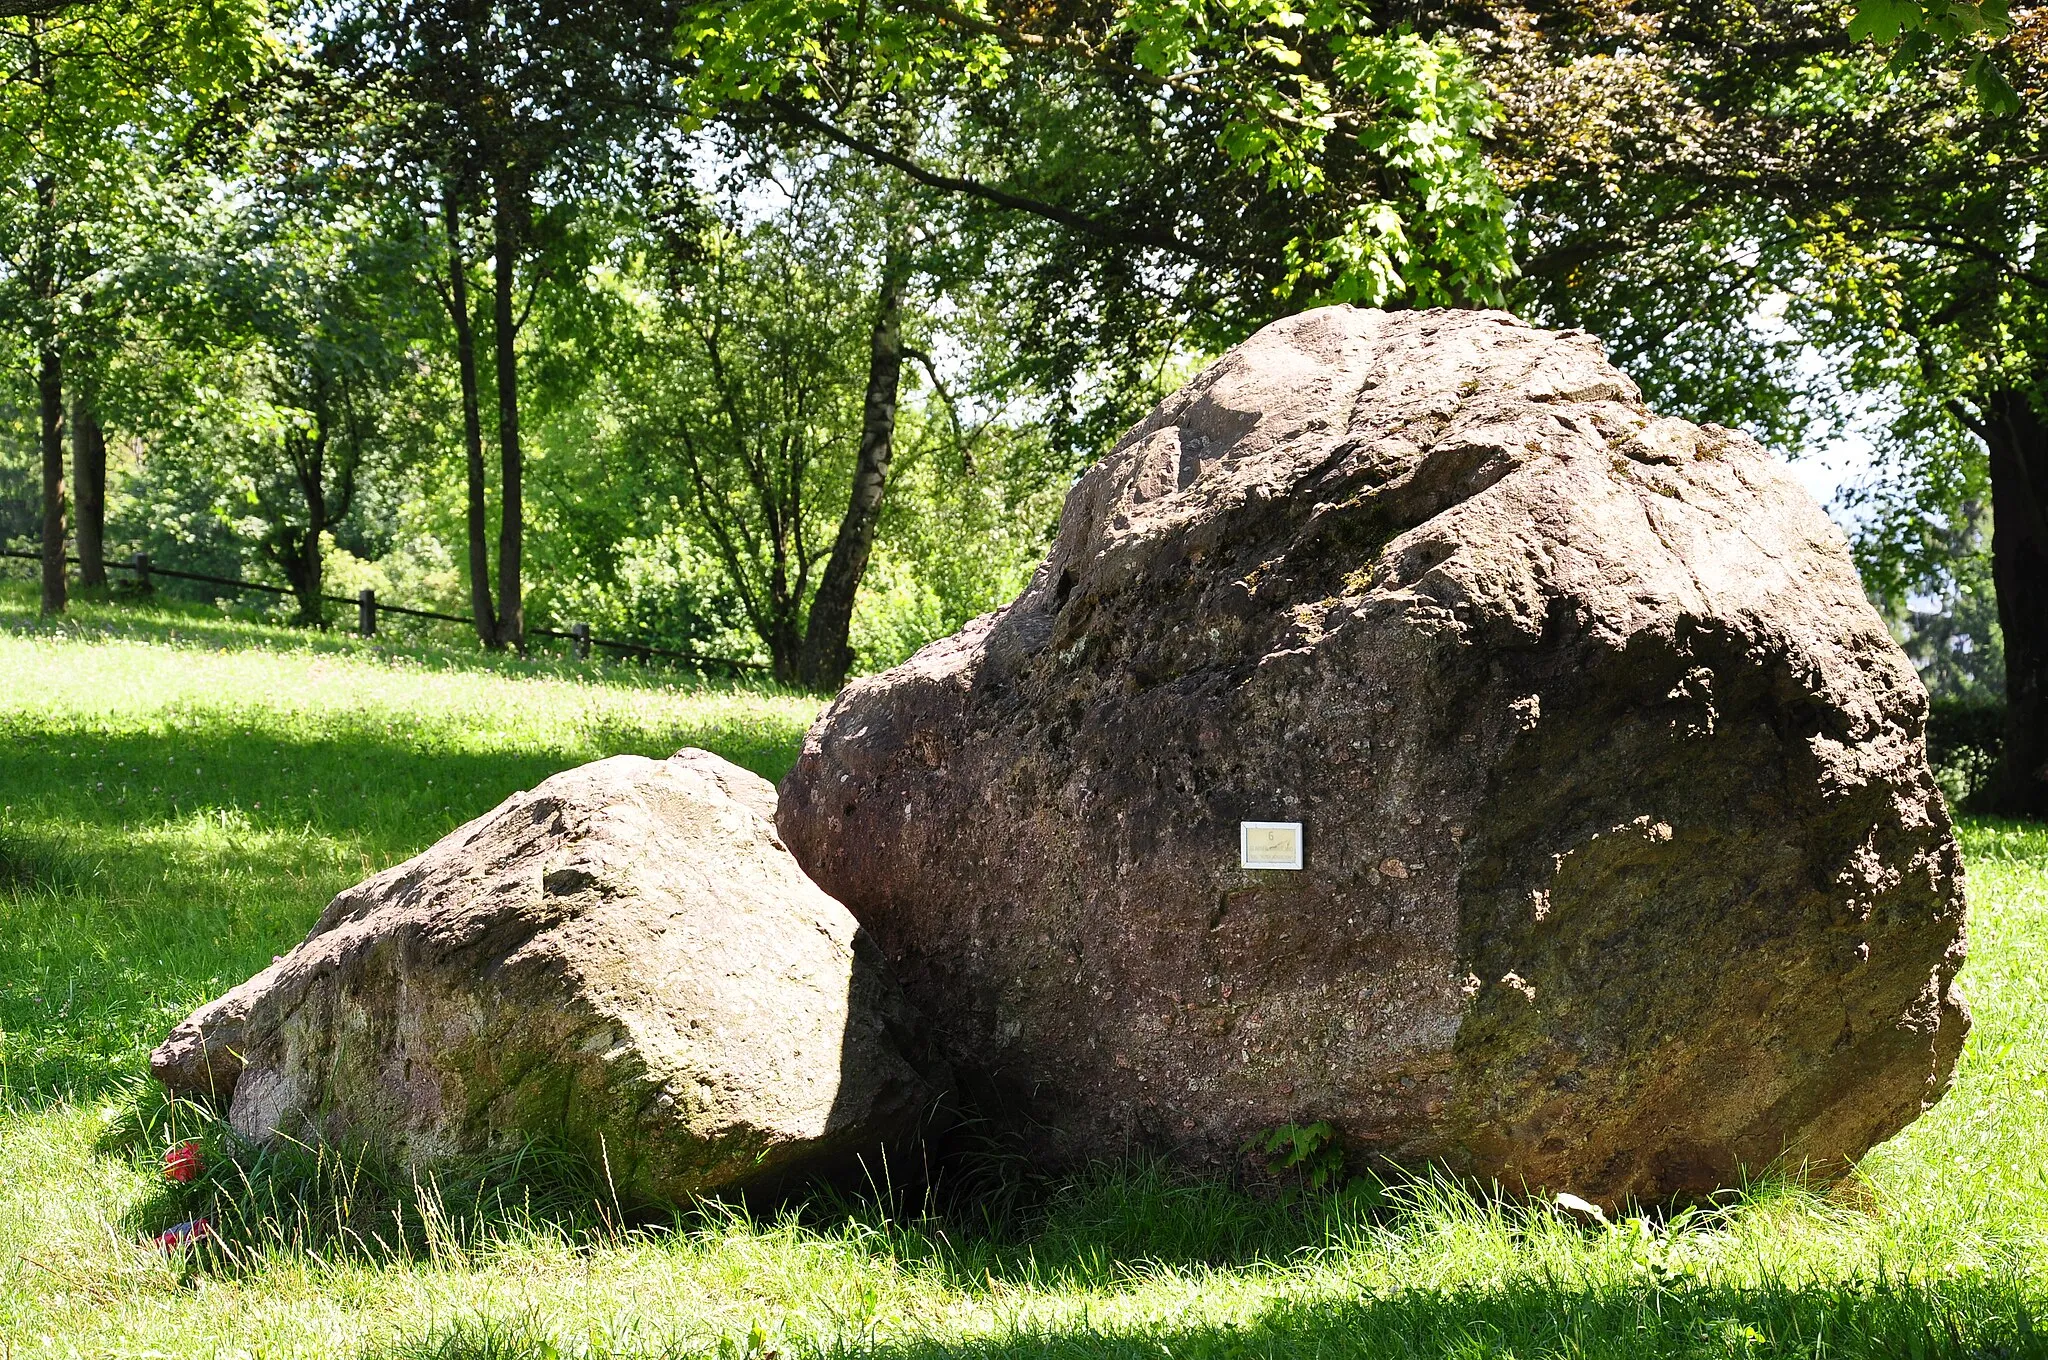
1467 0 2047 809
2 0 2042 804
0 0 1528 691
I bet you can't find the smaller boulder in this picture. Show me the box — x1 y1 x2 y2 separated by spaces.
150 749 944 1205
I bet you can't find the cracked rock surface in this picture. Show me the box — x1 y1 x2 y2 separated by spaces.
152 750 943 1204
778 305 1968 1205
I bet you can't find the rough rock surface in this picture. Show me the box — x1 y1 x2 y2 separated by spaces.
778 306 1969 1206
153 749 942 1204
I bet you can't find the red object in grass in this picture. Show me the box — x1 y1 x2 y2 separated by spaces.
154 1216 211 1249
164 1140 203 1183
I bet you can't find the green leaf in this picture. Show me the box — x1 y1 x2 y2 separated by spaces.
1886 28 1938 69
1847 0 1923 42
1967 52 2022 114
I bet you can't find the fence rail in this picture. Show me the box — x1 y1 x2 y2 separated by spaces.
0 548 765 673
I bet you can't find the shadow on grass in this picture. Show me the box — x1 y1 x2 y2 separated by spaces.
0 709 786 845
846 1150 1364 1289
363 1272 2048 1360
872 1275 2046 1360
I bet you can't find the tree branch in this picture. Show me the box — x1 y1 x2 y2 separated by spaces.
514 259 545 335
885 0 1198 100
901 344 978 471
1945 396 1992 442
1909 331 1992 442
755 93 1223 264
1894 232 2048 293
674 420 767 638
1517 235 1645 281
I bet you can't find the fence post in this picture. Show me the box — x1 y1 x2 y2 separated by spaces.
571 622 591 660
130 552 152 594
358 588 376 638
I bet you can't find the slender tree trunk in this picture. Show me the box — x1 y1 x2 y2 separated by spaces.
492 170 526 653
1983 388 2048 817
797 247 910 692
766 534 799 684
293 425 329 627
32 134 62 615
272 525 323 627
71 379 105 588
37 345 64 616
295 519 325 627
768 611 805 688
445 191 498 648
27 31 61 615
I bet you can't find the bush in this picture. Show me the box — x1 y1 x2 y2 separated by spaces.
1927 699 2003 808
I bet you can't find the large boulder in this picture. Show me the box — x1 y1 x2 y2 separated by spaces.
778 306 1969 1206
152 750 944 1205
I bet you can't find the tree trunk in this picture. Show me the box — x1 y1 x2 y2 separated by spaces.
37 345 64 616
1983 388 2048 817
492 170 526 653
295 527 325 627
272 526 322 626
765 534 801 685
291 424 329 627
796 248 910 692
71 380 105 588
767 612 805 688
26 30 61 616
445 190 498 649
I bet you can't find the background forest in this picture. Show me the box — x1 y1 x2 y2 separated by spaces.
1 0 2042 801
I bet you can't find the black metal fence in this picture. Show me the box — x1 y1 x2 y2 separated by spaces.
0 548 764 673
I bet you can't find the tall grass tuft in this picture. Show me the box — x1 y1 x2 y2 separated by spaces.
104 1083 644 1271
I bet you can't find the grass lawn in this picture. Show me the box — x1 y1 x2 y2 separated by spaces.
4 584 2048 1358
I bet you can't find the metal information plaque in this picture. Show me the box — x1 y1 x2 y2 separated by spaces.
1240 821 1303 870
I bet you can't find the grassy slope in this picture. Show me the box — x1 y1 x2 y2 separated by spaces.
4 587 2048 1358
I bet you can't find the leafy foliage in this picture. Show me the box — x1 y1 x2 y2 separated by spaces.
680 0 1513 312
1472 0 2043 736
1244 1120 1349 1193
617 162 874 675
